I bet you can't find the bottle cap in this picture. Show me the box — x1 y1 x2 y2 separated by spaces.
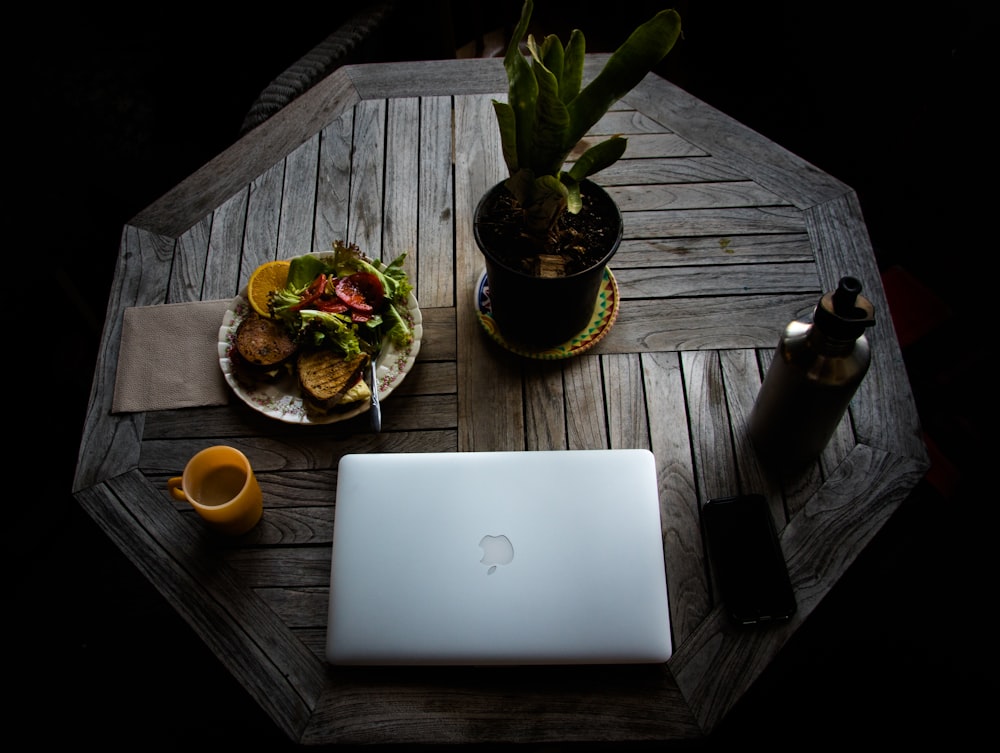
814 276 875 339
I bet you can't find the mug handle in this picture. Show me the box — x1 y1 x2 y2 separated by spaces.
167 476 188 502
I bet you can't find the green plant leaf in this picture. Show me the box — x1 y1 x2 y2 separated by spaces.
567 136 628 181
529 56 571 176
492 100 519 174
492 1 682 251
564 177 582 214
537 34 564 86
504 0 538 170
566 9 681 146
561 29 585 105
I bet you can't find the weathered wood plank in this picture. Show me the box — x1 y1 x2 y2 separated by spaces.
203 188 249 300
612 233 814 268
241 159 285 284
294 627 327 661
305 663 698 747
415 305 457 361
262 588 329 630
389 359 456 396
378 394 458 430
228 546 332 587
642 351 705 645
315 109 354 247
384 96 419 267
615 262 820 299
574 132 706 160
592 108 674 135
564 355 610 450
624 205 806 238
277 135 321 256
347 57 506 100
608 180 791 212
417 95 457 309
684 351 739 505
140 394 457 439
348 98 387 255
167 214 212 303
139 404 311 440
523 360 569 451
604 352 650 449
138 430 458 475
599 293 818 353
598 155 750 186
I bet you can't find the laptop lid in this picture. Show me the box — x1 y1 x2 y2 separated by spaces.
325 449 672 666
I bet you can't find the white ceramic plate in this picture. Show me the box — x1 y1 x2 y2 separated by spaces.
217 255 422 425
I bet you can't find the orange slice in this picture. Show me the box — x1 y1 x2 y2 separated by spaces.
247 259 291 317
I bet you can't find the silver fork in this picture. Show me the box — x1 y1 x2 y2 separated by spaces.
368 357 381 433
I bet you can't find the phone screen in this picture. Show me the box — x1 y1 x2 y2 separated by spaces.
701 494 796 627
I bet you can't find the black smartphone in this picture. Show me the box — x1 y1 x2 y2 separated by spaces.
701 494 796 627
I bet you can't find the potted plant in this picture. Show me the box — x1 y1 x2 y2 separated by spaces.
474 0 682 348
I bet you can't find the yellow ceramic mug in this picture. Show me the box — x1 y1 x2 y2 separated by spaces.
167 446 263 535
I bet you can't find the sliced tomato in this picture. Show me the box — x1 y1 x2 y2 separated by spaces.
312 297 349 313
335 271 384 313
292 273 327 310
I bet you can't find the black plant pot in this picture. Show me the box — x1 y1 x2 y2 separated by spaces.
473 179 623 349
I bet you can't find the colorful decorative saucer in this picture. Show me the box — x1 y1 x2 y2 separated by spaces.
475 268 619 360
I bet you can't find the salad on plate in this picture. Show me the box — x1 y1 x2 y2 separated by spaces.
219 242 421 425
268 241 414 359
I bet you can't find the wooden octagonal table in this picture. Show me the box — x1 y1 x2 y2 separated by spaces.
73 55 929 746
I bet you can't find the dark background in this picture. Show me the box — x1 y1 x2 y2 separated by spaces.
19 1 992 749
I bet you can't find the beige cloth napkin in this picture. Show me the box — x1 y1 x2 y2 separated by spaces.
112 299 234 413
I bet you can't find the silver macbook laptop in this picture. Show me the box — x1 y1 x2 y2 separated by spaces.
325 449 672 666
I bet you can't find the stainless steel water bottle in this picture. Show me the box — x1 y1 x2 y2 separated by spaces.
748 276 876 474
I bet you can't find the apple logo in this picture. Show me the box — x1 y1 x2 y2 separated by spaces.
479 534 514 575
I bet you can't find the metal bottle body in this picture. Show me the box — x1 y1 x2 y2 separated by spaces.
748 318 871 473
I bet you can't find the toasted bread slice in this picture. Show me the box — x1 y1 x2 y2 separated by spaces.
297 350 370 412
231 311 299 384
235 311 298 368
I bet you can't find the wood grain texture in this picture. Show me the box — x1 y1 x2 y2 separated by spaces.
384 96 420 266
73 57 929 746
643 350 704 644
243 161 285 286
416 95 456 309
315 109 355 246
348 98 387 255
278 136 320 256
